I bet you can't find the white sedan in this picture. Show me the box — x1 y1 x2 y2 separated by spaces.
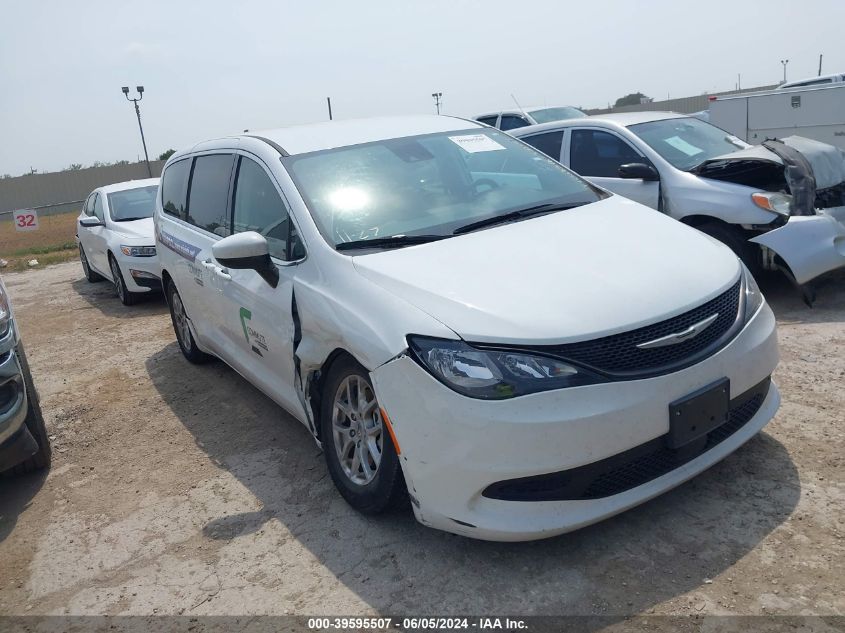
77 178 161 305
156 116 779 541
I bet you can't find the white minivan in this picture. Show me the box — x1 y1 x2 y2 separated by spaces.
155 116 779 541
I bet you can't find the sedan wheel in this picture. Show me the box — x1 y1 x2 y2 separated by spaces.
79 245 102 282
109 256 138 306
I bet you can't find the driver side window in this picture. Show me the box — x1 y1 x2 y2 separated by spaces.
92 194 105 222
232 157 304 261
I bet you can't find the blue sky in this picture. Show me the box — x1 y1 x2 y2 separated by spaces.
1 0 843 174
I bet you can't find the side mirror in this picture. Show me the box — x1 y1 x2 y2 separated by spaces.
79 216 104 227
212 232 279 288
618 163 660 181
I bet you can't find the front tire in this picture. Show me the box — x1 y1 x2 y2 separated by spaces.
8 344 50 475
166 280 213 364
109 255 140 306
697 221 762 277
320 356 406 514
79 244 103 282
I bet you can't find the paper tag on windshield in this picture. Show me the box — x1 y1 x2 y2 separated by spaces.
449 134 506 153
664 136 703 157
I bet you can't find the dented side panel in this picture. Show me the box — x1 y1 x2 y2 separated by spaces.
751 210 845 284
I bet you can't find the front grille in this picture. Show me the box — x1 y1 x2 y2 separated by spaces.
482 377 770 502
530 278 742 377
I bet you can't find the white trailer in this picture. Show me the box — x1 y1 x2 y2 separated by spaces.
709 83 845 150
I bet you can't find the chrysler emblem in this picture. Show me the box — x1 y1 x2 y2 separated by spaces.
636 313 719 349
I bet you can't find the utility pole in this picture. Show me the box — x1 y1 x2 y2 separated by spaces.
818 54 823 76
431 92 443 115
780 59 789 84
327 97 333 120
122 86 151 177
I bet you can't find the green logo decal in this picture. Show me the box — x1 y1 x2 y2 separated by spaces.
239 307 252 343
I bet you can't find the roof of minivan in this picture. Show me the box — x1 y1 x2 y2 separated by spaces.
247 115 482 156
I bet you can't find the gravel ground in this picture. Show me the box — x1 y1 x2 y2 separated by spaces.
0 260 842 623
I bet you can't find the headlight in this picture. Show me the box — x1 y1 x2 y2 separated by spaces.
0 285 10 338
742 262 764 323
407 335 604 399
120 245 156 257
751 192 791 216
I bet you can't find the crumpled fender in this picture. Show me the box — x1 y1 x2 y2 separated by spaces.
751 210 845 284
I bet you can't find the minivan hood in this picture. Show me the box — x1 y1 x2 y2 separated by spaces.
352 197 741 345
112 217 155 241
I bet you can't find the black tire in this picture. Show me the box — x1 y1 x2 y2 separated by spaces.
109 254 140 306
320 356 407 514
79 244 104 282
9 344 50 475
166 279 214 364
697 221 763 278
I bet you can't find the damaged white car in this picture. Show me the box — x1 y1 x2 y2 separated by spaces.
155 116 779 541
512 112 845 293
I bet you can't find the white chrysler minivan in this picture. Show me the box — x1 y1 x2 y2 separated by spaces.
155 115 780 541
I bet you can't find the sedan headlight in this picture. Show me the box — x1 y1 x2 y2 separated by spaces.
751 192 791 216
742 262 764 323
408 335 603 399
120 245 156 257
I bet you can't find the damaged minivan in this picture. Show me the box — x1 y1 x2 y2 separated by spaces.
155 115 779 541
512 112 845 291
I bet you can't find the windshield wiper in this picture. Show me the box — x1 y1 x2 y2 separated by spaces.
336 234 449 251
452 202 586 235
115 216 149 222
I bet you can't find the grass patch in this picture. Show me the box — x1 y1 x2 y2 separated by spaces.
0 212 80 272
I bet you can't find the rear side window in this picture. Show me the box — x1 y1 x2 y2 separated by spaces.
161 159 191 220
232 157 304 261
92 194 105 222
521 131 564 161
476 116 498 127
500 115 530 131
83 193 96 216
186 154 235 235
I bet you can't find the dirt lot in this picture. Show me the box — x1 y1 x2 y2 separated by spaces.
0 212 78 271
0 261 842 622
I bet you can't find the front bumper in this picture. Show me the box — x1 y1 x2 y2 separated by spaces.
116 253 162 293
371 302 779 541
751 207 845 284
0 324 35 471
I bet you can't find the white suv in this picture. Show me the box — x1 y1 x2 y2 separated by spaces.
155 115 779 541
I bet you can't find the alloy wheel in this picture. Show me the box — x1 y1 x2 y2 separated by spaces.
79 245 90 276
110 258 125 302
331 375 384 485
170 290 192 353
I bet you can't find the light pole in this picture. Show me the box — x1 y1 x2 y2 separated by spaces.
122 86 152 177
780 59 789 84
431 92 443 115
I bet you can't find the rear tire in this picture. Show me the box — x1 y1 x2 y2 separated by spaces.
79 244 103 282
166 280 214 364
109 255 140 306
320 356 407 514
697 221 762 278
8 344 50 475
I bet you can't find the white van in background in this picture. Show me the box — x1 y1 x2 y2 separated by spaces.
709 83 845 150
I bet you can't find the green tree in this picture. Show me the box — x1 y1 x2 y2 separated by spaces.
613 92 650 108
158 149 176 161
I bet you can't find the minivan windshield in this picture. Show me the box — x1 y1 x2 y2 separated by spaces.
528 106 586 124
628 117 748 171
285 129 604 249
107 185 159 222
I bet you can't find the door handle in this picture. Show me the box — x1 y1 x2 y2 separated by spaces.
215 268 231 281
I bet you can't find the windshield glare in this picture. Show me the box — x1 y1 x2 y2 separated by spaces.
285 129 602 248
107 186 158 221
628 118 748 171
528 107 586 124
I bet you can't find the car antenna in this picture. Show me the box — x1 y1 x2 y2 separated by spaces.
511 93 528 118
